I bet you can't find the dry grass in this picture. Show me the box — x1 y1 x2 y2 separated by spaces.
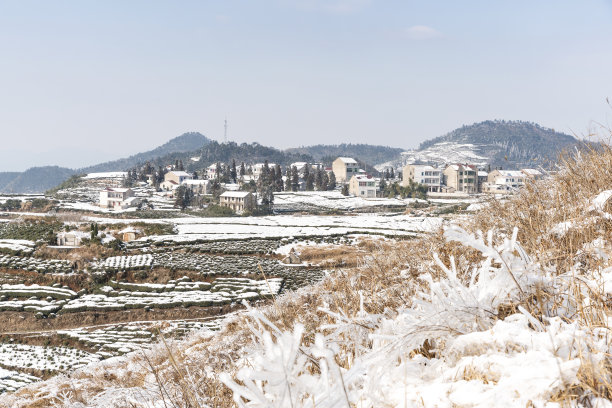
5 142 612 407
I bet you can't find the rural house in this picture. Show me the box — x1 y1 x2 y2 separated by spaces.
402 164 442 192
332 157 360 183
443 164 479 194
219 191 256 214
348 174 377 198
99 187 139 210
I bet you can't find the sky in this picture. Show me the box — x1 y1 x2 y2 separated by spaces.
0 0 611 171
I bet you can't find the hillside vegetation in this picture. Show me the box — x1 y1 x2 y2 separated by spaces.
4 141 612 407
420 119 579 169
286 143 404 166
80 132 211 173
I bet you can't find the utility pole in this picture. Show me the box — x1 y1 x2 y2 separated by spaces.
224 118 228 143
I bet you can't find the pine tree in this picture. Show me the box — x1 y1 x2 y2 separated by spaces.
240 162 246 178
215 162 222 181
178 160 185 171
341 184 349 196
230 159 238 183
321 171 329 191
306 173 314 191
303 164 310 188
390 168 394 179
314 168 322 190
328 172 336 190
285 167 292 191
291 166 299 191
385 169 390 180
275 164 284 191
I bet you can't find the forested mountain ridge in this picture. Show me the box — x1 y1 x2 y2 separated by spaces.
418 120 579 169
285 143 404 167
81 132 211 173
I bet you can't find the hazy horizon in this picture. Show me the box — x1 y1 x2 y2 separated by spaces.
1 0 611 171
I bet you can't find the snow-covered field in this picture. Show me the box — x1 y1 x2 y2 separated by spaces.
0 240 35 254
128 213 443 243
0 344 100 373
273 191 412 211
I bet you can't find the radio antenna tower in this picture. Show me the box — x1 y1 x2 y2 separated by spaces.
224 118 228 143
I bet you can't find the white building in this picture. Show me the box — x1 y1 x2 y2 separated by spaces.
219 191 256 214
252 163 276 180
99 188 140 210
206 164 219 180
160 171 193 191
348 175 377 198
521 168 543 180
402 164 442 192
486 170 526 192
181 179 210 195
332 157 360 183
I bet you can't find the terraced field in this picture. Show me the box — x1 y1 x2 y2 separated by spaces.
0 234 329 394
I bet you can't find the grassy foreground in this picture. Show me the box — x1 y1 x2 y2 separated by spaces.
3 144 612 407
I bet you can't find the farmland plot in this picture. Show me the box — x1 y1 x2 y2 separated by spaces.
0 369 39 393
58 317 223 356
0 344 100 373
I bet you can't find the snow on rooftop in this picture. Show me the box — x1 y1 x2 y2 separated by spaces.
220 191 251 198
168 171 192 177
83 172 128 179
104 187 130 193
182 179 209 185
337 157 358 164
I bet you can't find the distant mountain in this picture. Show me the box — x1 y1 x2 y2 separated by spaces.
377 120 581 171
285 144 404 167
135 141 315 172
417 120 578 169
81 132 211 173
0 132 211 194
0 166 76 194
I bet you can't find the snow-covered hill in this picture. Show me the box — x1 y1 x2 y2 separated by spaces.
376 141 489 171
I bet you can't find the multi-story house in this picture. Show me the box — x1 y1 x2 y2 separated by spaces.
402 164 442 192
99 187 139 210
160 171 193 191
206 164 219 180
252 163 277 180
348 175 377 198
332 157 360 183
486 169 526 192
521 168 543 180
219 191 256 214
443 164 479 193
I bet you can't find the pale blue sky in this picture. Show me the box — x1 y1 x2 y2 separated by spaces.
1 0 611 171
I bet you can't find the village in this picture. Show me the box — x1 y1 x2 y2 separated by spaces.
96 156 544 213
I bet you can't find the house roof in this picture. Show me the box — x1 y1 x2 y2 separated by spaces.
521 168 542 176
337 157 358 164
104 187 131 193
119 227 142 234
496 170 524 177
352 174 374 181
478 171 488 177
168 171 192 177
221 191 252 198
182 179 209 185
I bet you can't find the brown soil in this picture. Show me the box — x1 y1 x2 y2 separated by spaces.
0 303 241 334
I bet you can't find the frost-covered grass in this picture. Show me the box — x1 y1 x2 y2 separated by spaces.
5 145 612 407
